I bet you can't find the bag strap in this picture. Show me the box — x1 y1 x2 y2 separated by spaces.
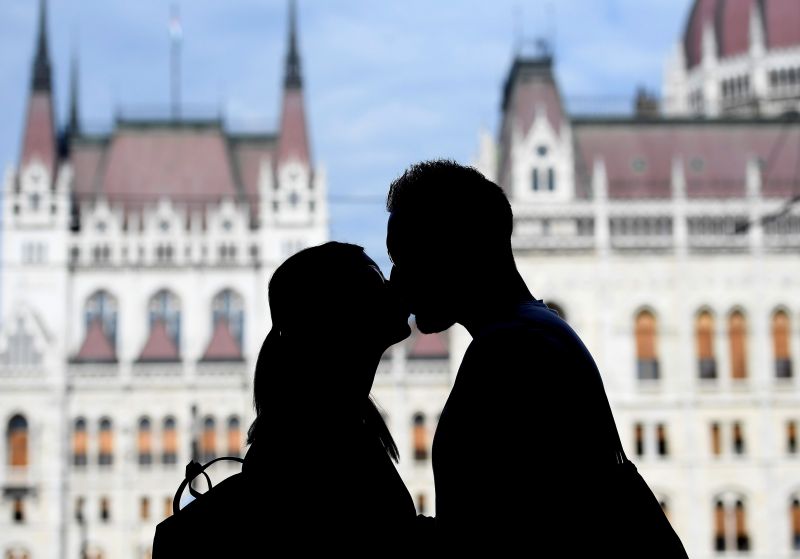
172 456 245 515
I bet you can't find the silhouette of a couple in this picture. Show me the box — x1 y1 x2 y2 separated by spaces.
153 161 688 556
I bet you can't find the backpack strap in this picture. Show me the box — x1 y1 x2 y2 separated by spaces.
172 456 245 516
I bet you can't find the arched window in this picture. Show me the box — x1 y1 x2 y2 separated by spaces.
773 310 792 378
728 310 748 379
6 414 28 468
98 417 113 466
413 413 428 462
635 310 659 380
791 497 800 551
162 417 177 465
696 310 716 379
137 417 152 466
85 290 117 348
227 416 241 458
212 290 244 348
634 422 645 457
201 416 216 463
710 422 722 456
73 418 87 467
714 495 750 551
788 421 798 455
732 421 745 455
12 498 24 523
656 423 669 457
100 496 111 522
148 290 181 347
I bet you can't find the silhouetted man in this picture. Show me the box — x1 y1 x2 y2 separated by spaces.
386 160 686 555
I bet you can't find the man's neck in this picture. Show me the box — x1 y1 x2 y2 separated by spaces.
458 275 535 338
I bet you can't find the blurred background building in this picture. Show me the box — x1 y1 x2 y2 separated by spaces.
1 0 800 558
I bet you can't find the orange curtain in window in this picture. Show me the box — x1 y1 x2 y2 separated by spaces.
9 429 28 467
138 428 152 456
729 312 747 379
73 429 87 458
735 501 747 537
202 425 216 457
227 425 241 456
635 311 657 360
773 311 790 360
714 501 726 537
99 427 113 456
792 500 800 535
413 424 427 458
697 311 714 359
711 423 721 456
163 426 177 454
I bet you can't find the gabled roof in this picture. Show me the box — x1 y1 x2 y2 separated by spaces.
201 320 243 362
73 319 116 363
138 320 180 362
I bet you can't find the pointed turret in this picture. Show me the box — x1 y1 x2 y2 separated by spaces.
20 0 57 178
277 0 311 165
68 52 81 136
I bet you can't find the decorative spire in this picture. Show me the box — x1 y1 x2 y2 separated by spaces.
32 0 52 92
69 51 81 135
284 0 302 89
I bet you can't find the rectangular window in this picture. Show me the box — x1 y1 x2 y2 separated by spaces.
12 498 24 524
532 169 539 191
732 422 745 455
100 497 111 523
788 421 797 455
656 423 669 457
140 497 150 521
547 168 555 191
634 423 645 457
711 422 722 456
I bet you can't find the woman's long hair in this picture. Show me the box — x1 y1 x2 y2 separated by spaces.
247 242 400 462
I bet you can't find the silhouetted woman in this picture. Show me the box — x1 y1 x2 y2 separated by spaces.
153 242 416 556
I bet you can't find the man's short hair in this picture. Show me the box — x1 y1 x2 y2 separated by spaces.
386 159 513 251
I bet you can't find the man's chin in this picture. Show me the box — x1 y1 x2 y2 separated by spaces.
414 314 454 334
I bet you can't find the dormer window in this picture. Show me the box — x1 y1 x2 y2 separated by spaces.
159 220 170 232
222 219 232 232
96 221 107 233
536 145 548 157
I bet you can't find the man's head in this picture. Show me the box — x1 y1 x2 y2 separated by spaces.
386 159 514 333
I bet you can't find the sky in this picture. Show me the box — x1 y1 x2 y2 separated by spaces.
0 0 693 273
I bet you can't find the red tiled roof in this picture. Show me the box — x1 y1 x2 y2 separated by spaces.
20 92 56 178
277 89 311 165
230 137 277 218
138 320 180 362
764 0 800 49
71 141 106 199
573 121 800 199
201 320 243 362
99 124 238 210
74 319 116 362
408 327 449 359
684 0 800 68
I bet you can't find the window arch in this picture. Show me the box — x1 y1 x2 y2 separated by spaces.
162 417 177 465
696 309 717 379
714 494 750 552
148 290 181 347
85 290 118 348
227 416 241 458
6 414 28 468
212 290 244 348
413 413 428 462
728 310 748 379
137 417 152 466
98 417 113 466
773 309 792 378
635 310 659 380
73 417 88 467
201 416 216 463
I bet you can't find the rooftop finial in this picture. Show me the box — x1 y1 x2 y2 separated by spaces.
285 0 302 88
32 0 52 92
69 50 81 135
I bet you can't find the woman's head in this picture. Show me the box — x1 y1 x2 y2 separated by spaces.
267 242 410 350
248 242 409 458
